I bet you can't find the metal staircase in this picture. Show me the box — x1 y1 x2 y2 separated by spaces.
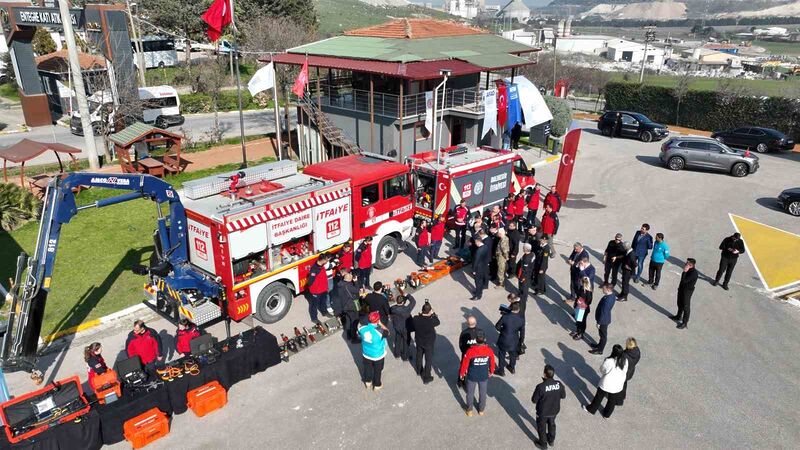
297 94 361 155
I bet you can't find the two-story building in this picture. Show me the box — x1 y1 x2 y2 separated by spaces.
265 19 538 164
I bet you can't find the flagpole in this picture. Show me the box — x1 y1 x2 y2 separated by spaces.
271 54 283 161
230 0 248 168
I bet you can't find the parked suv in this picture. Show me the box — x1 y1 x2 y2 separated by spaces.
778 188 800 217
659 136 759 177
711 126 795 153
598 111 669 143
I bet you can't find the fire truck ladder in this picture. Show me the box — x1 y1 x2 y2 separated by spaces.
297 94 361 155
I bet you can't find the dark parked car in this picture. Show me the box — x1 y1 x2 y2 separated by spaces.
659 136 759 177
778 188 800 216
598 111 669 143
711 127 795 153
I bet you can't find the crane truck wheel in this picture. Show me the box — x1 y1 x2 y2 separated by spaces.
254 283 293 324
373 235 399 269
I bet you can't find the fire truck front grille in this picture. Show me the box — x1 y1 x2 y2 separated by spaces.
183 160 299 200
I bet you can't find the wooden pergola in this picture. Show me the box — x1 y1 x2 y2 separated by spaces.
0 138 80 186
109 122 184 177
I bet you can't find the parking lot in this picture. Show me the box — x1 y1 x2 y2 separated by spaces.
9 124 800 449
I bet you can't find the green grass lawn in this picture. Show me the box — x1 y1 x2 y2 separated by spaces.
317 0 453 37
0 157 274 337
610 73 800 97
753 40 800 57
0 83 20 102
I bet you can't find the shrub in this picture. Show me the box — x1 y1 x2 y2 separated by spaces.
0 183 42 231
544 96 573 137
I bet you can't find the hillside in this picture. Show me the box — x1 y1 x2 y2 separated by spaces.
580 1 687 20
317 0 455 37
548 0 798 18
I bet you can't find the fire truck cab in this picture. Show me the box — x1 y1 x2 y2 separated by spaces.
406 144 536 223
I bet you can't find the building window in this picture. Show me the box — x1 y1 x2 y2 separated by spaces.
414 121 430 141
361 183 379 206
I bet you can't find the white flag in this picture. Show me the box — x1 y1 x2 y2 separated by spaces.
247 62 275 96
424 91 433 133
482 89 497 138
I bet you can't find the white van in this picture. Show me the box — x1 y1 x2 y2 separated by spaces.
70 85 185 136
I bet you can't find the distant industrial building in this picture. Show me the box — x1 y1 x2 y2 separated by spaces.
497 0 531 22
605 40 668 67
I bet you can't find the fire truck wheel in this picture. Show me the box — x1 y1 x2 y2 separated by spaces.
374 235 399 269
254 284 293 324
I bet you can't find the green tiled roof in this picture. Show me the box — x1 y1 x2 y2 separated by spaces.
109 121 160 147
288 34 535 68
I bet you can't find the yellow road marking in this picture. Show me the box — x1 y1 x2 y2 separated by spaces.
729 214 800 291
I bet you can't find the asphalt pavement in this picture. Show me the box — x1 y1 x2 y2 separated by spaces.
5 125 800 448
0 109 282 167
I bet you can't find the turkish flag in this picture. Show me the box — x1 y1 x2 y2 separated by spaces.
554 128 582 202
494 80 508 129
202 0 232 42
292 59 309 97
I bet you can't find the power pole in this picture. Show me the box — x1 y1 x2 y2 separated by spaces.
59 0 100 169
126 0 146 87
640 26 656 84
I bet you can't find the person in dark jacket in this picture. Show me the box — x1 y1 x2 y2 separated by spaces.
495 302 524 376
471 237 491 300
126 320 163 367
364 281 391 326
571 277 593 341
306 254 331 323
459 316 482 358
567 243 590 300
631 223 653 283
671 258 698 329
389 289 416 360
619 337 641 406
533 236 551 295
517 243 536 308
531 364 567 449
603 233 625 286
459 330 495 416
506 221 523 279
412 301 440 384
589 284 616 354
618 243 636 302
354 236 373 289
332 271 360 343
175 319 200 357
84 342 107 386
713 233 746 290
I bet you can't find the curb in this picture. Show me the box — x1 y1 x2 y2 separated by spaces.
531 154 561 168
40 303 149 344
0 126 29 135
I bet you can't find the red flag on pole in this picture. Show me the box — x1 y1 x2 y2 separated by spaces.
554 128 582 202
202 0 232 42
494 80 508 127
292 58 309 97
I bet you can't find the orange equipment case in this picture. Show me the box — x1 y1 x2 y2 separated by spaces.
0 375 90 444
123 408 170 449
186 380 227 417
90 369 121 404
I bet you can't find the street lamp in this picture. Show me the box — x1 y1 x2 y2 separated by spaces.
432 69 451 165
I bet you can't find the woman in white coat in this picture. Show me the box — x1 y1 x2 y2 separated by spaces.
583 344 628 418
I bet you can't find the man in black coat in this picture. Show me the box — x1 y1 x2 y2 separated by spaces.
567 243 589 300
671 258 698 329
364 281 391 326
412 301 440 384
618 243 637 302
517 243 536 310
603 233 625 286
471 237 491 300
533 236 551 295
713 233 746 290
332 271 360 343
506 221 523 279
458 316 482 358
531 364 566 449
389 290 416 361
494 302 524 376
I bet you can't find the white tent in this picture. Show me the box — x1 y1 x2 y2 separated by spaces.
504 75 553 132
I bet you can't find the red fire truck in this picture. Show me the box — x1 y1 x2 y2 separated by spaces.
406 144 536 222
178 154 414 325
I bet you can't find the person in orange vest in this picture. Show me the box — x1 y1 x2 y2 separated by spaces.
307 253 332 324
355 236 373 289
430 215 446 260
416 220 431 266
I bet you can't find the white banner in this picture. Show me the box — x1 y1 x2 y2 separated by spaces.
247 62 275 96
268 209 312 246
482 89 498 138
505 75 553 128
424 91 433 133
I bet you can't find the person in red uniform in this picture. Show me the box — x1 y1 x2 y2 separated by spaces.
126 320 163 367
453 200 470 249
544 185 562 213
416 220 431 266
307 253 331 323
175 319 200 357
458 330 496 416
430 215 446 260
526 185 541 228
512 193 526 227
355 236 373 289
541 204 560 238
84 342 107 386
503 194 516 223
335 241 354 283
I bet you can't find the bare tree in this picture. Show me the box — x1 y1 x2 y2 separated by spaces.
673 73 693 126
193 59 229 143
